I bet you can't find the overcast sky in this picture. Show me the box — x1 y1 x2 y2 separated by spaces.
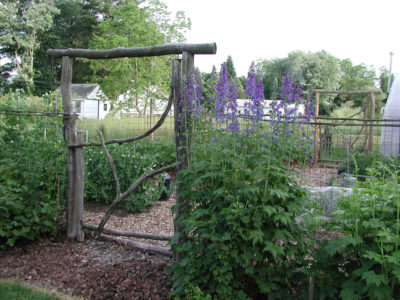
163 0 399 78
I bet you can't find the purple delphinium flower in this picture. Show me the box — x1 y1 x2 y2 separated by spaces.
213 63 240 133
180 68 204 122
243 62 265 131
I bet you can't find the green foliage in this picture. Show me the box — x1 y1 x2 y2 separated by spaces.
89 0 190 114
335 59 378 108
350 151 400 178
0 0 60 92
169 131 310 298
310 165 400 298
0 95 65 248
84 139 175 212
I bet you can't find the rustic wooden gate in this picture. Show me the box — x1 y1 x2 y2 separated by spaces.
312 89 381 165
47 43 216 255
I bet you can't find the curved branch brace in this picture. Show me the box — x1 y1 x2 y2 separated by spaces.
99 131 121 197
94 163 177 239
70 88 174 148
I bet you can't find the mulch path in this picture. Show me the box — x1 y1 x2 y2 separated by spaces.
0 233 173 299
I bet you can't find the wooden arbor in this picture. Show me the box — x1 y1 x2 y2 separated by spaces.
47 43 217 246
312 89 382 165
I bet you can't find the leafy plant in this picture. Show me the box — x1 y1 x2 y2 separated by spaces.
0 96 65 248
169 134 310 298
350 150 400 178
84 139 175 212
310 164 400 299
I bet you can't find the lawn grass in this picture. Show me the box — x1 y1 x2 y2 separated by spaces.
77 115 175 142
0 279 81 300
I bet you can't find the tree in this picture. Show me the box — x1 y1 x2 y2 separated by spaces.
32 0 113 95
0 0 60 92
335 59 377 107
225 56 237 80
88 1 190 114
256 50 342 114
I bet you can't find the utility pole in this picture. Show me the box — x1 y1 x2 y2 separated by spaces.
388 52 393 93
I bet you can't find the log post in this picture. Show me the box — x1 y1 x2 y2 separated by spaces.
173 52 195 261
363 95 370 154
313 91 320 165
61 56 84 241
368 92 376 153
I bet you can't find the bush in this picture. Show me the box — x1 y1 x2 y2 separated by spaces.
310 164 400 299
84 139 175 212
169 133 311 299
350 151 400 178
0 110 65 248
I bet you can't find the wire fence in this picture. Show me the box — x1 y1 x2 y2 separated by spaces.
2 107 399 189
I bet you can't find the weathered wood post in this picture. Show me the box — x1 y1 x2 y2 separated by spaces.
363 95 370 154
368 92 376 153
173 52 195 260
313 91 320 165
61 56 84 241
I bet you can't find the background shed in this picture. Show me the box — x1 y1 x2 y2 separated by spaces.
70 84 109 119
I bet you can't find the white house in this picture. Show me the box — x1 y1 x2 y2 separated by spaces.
70 84 110 119
115 87 173 116
236 99 305 120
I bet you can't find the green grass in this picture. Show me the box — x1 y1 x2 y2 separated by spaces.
77 115 175 141
0 279 81 300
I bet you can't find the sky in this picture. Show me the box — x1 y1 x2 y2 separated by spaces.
163 0 400 78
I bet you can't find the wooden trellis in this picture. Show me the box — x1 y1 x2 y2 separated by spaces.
312 89 382 165
47 43 217 256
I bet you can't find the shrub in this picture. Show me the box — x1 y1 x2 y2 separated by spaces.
0 110 65 248
169 133 311 298
310 164 400 299
84 139 175 212
350 150 400 178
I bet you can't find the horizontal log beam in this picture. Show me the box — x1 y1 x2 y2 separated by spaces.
83 223 172 241
313 89 381 95
99 234 172 257
47 43 217 59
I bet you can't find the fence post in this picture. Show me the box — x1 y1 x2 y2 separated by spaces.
368 92 376 153
363 95 370 154
61 56 84 241
173 52 194 261
313 91 320 165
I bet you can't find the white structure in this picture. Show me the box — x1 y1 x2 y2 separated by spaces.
380 76 400 157
115 88 172 116
70 84 110 119
236 99 305 120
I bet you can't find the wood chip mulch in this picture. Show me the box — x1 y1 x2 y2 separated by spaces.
0 193 177 300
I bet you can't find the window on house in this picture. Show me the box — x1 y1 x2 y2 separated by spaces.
104 103 107 111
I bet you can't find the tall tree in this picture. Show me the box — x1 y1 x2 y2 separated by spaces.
335 59 377 107
88 1 190 114
0 0 60 92
256 50 342 114
225 56 237 80
34 0 107 94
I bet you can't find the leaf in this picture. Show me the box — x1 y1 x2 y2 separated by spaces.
263 241 284 259
361 270 386 287
248 230 264 245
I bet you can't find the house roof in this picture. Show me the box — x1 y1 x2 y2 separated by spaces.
70 84 100 100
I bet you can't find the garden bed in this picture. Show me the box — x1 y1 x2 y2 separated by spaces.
0 166 339 299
